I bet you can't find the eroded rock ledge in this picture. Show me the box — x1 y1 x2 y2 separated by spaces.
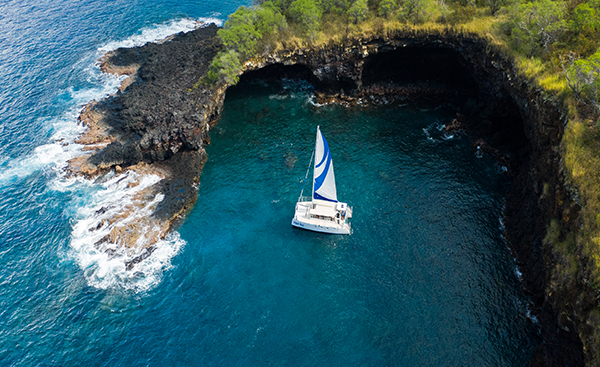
70 26 587 365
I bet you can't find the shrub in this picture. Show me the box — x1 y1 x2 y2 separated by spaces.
397 0 439 23
569 1 600 35
201 50 243 86
348 0 370 23
321 0 353 15
505 0 567 57
288 0 323 40
565 50 600 122
442 3 476 25
378 0 398 17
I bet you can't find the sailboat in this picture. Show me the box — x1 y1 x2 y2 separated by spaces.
292 126 353 235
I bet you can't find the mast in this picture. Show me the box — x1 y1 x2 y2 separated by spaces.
312 126 319 200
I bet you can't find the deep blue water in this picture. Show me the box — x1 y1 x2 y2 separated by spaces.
0 1 539 366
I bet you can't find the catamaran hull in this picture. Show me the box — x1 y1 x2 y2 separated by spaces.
291 217 351 235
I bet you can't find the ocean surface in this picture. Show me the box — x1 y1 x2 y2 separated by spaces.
0 1 539 365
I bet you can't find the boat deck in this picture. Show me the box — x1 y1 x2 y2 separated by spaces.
292 200 352 235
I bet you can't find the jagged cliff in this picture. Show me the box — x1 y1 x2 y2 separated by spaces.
244 33 588 364
70 25 591 365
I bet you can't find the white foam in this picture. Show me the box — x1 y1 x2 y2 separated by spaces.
526 307 539 324
65 171 185 291
100 17 223 53
423 127 435 142
0 69 125 185
0 143 79 182
308 95 328 107
514 264 523 280
26 18 214 290
0 15 221 290
269 94 289 100
442 133 455 140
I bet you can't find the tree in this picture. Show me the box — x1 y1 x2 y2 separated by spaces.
321 0 353 15
348 0 369 23
378 0 397 18
219 50 244 85
485 0 504 16
569 1 600 35
202 50 243 86
218 7 261 59
507 0 566 56
254 2 288 37
437 0 452 22
564 50 600 122
288 0 323 40
398 0 437 23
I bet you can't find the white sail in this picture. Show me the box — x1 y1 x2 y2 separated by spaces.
312 126 338 203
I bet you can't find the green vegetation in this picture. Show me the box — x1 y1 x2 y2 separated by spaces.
203 0 600 89
378 0 398 18
348 0 369 23
504 0 566 56
199 0 600 359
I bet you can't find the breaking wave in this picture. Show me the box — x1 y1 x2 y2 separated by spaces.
56 171 184 291
100 17 223 52
0 76 125 185
19 17 218 291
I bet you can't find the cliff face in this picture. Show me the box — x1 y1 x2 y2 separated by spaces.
243 33 588 365
72 26 589 365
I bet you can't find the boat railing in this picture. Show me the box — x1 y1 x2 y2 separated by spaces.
297 196 312 203
311 216 337 224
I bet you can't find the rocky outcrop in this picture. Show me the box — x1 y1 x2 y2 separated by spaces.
80 24 225 170
70 25 590 365
68 24 229 262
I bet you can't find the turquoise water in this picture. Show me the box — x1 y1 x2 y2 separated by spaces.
0 1 539 365
175 81 540 365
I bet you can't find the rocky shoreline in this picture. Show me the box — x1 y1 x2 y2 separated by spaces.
69 25 588 365
68 24 227 267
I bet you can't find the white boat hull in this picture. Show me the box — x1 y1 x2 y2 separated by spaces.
291 201 352 235
291 217 351 234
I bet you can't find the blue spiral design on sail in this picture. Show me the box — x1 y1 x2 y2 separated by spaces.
313 139 337 202
315 134 329 169
314 150 331 193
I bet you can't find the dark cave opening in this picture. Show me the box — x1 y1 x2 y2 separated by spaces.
362 46 478 91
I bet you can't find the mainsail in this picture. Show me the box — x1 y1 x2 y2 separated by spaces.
312 126 338 203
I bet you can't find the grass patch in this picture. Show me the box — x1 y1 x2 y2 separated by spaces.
563 118 600 286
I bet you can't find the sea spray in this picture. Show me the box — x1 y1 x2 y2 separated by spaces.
99 17 223 53
18 18 227 290
58 170 184 291
58 17 228 290
2 16 224 186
